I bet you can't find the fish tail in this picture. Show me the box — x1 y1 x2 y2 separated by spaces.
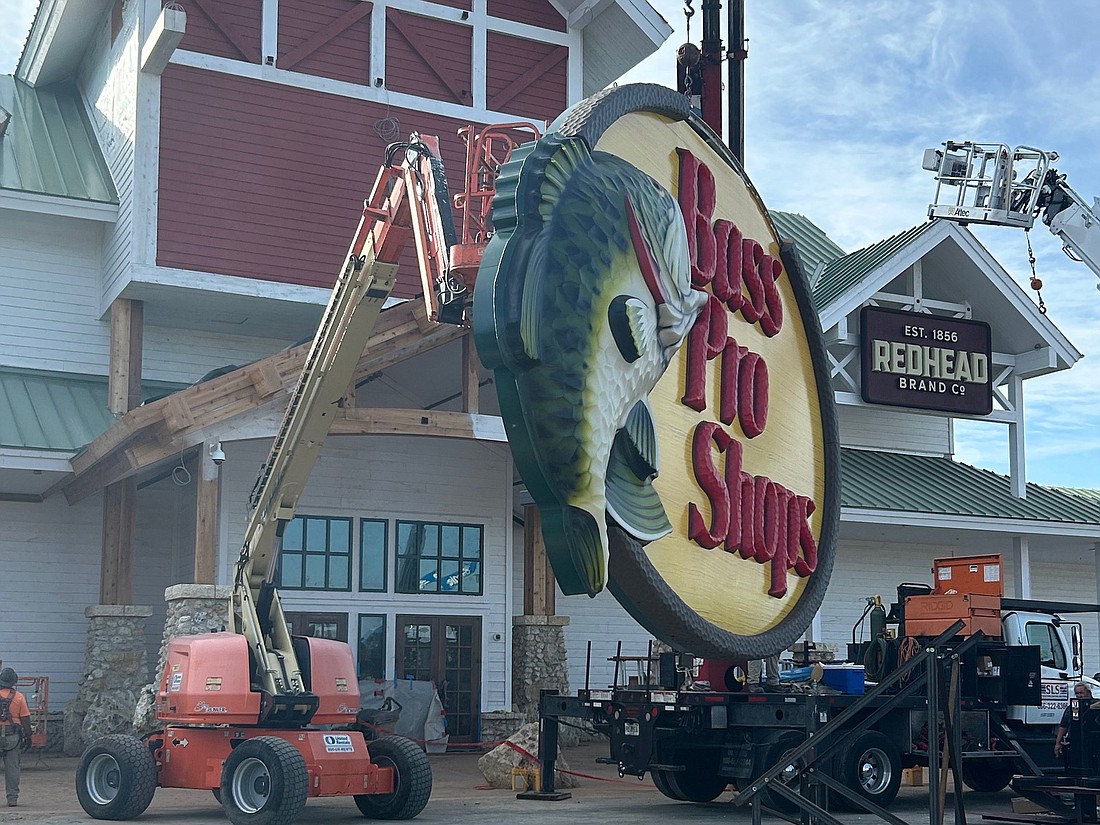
541 505 608 597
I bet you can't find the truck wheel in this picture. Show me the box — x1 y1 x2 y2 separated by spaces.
651 769 687 801
756 730 806 813
76 734 158 820
220 736 308 825
354 736 432 819
835 730 901 809
960 758 1014 793
665 753 728 803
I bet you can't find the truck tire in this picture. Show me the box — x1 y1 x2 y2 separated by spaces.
755 730 806 813
76 734 159 820
220 736 308 825
661 752 728 803
960 758 1014 793
650 769 687 801
835 730 901 809
355 736 432 819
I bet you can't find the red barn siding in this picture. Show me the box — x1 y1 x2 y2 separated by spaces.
177 0 262 63
278 0 372 85
157 65 483 298
485 33 566 122
385 11 472 106
487 0 566 32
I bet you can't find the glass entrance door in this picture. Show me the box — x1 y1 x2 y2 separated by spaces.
396 615 481 744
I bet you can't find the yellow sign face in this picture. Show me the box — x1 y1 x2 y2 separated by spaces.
475 85 838 658
596 115 828 639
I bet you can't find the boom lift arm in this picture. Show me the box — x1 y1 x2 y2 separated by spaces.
230 135 456 723
924 141 1100 288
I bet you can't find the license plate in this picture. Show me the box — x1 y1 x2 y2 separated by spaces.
624 721 640 736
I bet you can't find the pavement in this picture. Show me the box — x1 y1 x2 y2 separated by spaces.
0 742 1027 825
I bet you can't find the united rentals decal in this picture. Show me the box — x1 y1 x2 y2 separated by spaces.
474 85 839 658
860 307 992 416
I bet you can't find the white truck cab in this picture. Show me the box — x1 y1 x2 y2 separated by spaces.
1001 609 1093 726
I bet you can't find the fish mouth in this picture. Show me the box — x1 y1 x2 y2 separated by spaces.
657 289 708 361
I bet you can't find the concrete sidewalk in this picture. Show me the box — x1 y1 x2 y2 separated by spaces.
0 741 1020 825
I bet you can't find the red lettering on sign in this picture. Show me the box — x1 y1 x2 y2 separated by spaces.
687 426 817 597
678 147 817 599
676 149 784 337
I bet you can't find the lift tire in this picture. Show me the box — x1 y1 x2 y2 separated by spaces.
834 730 902 809
355 736 433 819
960 757 1014 793
220 736 309 825
651 769 688 801
76 734 158 820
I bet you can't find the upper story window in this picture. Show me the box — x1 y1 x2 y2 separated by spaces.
279 515 352 591
395 521 482 595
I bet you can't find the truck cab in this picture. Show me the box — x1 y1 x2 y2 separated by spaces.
1001 609 1091 726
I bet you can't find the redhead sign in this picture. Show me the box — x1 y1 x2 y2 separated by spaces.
475 85 839 658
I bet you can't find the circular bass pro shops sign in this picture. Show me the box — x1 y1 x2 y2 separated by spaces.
474 84 840 659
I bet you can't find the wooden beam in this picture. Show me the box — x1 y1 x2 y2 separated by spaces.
100 478 136 604
523 505 555 616
462 335 480 414
62 302 466 502
108 298 144 415
331 408 506 440
194 441 220 584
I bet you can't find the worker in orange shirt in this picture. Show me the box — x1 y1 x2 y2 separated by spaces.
0 667 32 807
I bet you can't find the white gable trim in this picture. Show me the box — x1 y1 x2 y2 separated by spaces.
818 221 1081 373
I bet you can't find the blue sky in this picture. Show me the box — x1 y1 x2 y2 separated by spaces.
2 0 1099 489
619 1 1100 491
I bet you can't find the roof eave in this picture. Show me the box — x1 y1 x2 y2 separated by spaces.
17 0 115 87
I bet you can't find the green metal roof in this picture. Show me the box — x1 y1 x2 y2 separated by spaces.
842 448 1100 525
812 222 939 311
770 211 847 283
0 76 116 203
0 368 180 452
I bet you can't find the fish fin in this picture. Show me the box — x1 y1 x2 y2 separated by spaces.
623 400 660 479
516 137 593 363
606 426 672 543
608 296 655 365
519 239 547 361
538 505 607 596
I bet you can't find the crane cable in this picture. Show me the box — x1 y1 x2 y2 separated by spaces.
1024 228 1047 315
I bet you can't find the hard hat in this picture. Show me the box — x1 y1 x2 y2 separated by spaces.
0 668 16 688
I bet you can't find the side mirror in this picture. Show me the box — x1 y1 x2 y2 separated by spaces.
1072 624 1084 677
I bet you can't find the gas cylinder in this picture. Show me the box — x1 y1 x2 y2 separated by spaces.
870 594 887 638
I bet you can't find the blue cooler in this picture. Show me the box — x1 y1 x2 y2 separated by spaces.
823 664 865 694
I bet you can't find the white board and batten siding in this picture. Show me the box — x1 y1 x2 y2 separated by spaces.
838 404 951 455
0 496 104 706
0 209 297 383
216 435 514 711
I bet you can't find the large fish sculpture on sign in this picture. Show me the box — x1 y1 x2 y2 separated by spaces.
474 135 707 596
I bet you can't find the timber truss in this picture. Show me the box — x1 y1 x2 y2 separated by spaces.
56 298 483 505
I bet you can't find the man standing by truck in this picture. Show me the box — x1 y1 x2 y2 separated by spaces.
1054 682 1096 760
0 667 31 807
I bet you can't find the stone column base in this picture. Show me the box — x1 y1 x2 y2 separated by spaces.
64 604 153 756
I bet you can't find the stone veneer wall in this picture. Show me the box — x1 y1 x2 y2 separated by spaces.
63 604 153 755
133 584 231 733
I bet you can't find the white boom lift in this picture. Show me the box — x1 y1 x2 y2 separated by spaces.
924 141 1100 288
